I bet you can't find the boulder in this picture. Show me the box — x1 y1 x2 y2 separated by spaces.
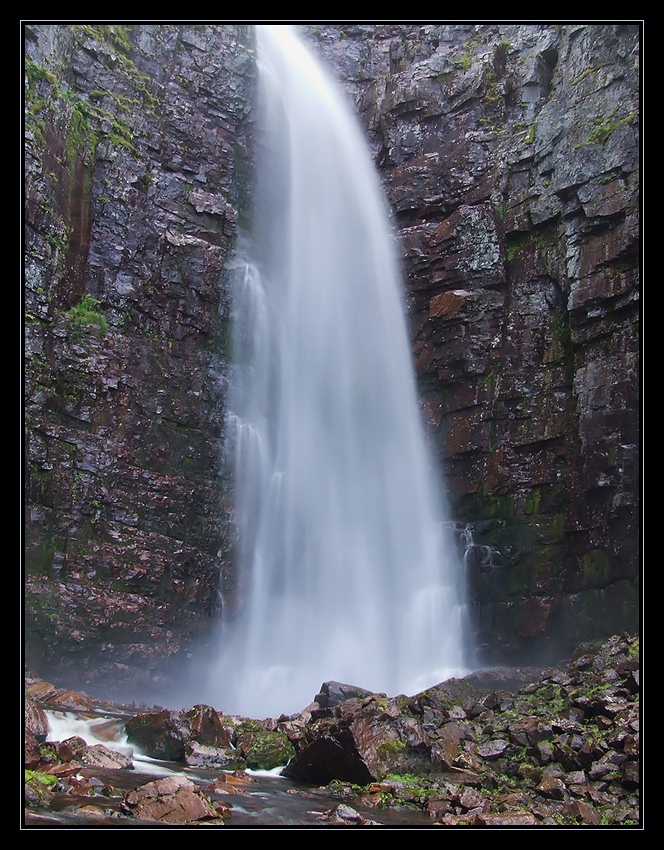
283 695 431 784
314 681 377 709
125 709 190 761
236 727 294 770
24 697 49 740
123 775 225 824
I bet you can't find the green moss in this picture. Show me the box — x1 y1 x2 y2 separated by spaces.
99 24 133 55
376 738 406 760
505 233 529 264
582 549 611 586
523 123 536 145
64 295 108 334
576 109 638 149
24 60 57 101
571 66 602 86
237 728 294 770
525 487 541 515
25 769 58 788
24 530 58 577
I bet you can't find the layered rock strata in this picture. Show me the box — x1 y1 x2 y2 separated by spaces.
24 24 254 689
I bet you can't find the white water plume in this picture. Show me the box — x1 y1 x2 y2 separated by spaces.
206 24 468 718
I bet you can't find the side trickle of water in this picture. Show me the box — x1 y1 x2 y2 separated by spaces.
208 25 468 718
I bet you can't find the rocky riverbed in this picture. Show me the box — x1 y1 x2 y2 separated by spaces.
24 633 640 828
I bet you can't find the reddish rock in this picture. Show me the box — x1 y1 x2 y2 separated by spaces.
429 289 473 319
183 704 232 749
563 799 602 825
125 709 190 761
24 698 49 739
25 681 59 703
52 691 95 711
536 773 567 800
24 730 41 770
56 736 133 770
124 775 223 825
475 812 538 826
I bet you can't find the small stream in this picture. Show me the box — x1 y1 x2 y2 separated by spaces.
26 708 433 828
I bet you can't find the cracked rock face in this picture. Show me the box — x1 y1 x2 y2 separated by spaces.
24 24 639 687
24 23 254 691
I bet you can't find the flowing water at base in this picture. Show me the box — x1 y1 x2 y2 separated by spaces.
28 709 432 828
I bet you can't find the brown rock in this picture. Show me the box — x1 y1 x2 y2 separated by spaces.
536 774 567 800
475 812 538 826
563 799 602 825
52 690 95 711
25 681 59 702
25 698 49 739
429 289 473 319
432 721 465 768
621 760 639 787
459 786 487 811
24 730 41 770
183 704 232 749
207 771 255 794
124 775 223 824
125 709 190 761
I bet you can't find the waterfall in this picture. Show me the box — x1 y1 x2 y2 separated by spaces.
208 25 468 718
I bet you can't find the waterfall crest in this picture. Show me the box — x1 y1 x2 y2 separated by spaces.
209 25 467 718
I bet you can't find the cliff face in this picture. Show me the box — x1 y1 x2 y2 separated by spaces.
24 24 254 690
23 24 639 691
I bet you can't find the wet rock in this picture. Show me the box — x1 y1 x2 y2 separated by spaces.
52 690 95 711
431 721 465 768
477 738 510 760
24 24 251 690
474 812 538 826
25 681 59 703
23 634 640 826
621 760 639 787
123 775 224 824
125 709 191 761
183 704 233 749
236 726 294 770
207 771 255 794
282 725 375 786
24 730 42 770
563 799 602 825
184 741 245 771
536 773 567 800
56 735 133 769
314 681 377 709
277 634 639 825
24 698 49 739
318 803 379 825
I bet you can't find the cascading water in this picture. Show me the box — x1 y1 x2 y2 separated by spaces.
207 25 468 718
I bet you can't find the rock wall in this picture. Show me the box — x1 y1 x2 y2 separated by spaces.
303 23 640 663
24 24 640 691
24 24 254 691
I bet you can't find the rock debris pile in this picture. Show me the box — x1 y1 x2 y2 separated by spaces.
24 633 639 826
